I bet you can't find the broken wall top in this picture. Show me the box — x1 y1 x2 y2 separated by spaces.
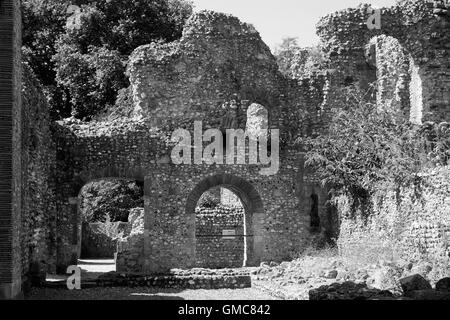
128 10 293 128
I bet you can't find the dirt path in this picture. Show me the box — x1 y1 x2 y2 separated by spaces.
34 259 278 300
27 287 276 300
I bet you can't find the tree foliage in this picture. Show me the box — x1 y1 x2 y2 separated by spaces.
80 179 144 223
22 0 193 120
197 190 221 209
274 37 327 80
300 86 450 197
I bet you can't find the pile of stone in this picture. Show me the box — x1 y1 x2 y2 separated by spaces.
399 275 450 300
309 282 394 300
309 275 450 300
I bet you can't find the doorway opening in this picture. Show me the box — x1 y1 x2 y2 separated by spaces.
195 186 246 268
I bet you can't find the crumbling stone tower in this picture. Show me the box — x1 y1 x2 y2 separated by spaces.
317 0 450 123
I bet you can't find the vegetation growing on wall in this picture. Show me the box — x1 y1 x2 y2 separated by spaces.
274 37 327 80
300 86 450 199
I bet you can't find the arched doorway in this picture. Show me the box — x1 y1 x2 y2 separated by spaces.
194 186 246 268
367 35 424 124
185 173 264 268
74 178 144 276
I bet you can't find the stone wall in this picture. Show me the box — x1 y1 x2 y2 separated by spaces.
141 155 309 273
97 269 252 289
0 0 22 299
316 0 450 123
15 1 450 280
51 10 330 273
127 10 327 146
195 206 245 268
52 118 170 270
336 166 450 264
22 64 58 273
1 1 59 297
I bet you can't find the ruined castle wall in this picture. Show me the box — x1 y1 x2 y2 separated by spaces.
127 10 323 147
0 0 22 299
21 64 58 278
81 222 130 259
52 119 171 269
128 11 287 122
52 10 360 273
142 152 309 273
316 0 450 123
335 166 450 263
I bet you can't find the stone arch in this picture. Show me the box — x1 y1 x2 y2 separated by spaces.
367 35 424 124
317 2 449 123
185 173 264 267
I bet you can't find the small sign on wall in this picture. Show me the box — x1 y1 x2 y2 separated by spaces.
222 229 236 240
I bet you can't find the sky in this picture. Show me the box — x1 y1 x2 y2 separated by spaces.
191 0 398 50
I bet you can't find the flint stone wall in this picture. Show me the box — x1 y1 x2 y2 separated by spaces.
195 206 245 268
36 3 450 276
97 269 251 289
317 0 450 123
336 166 450 263
53 11 329 273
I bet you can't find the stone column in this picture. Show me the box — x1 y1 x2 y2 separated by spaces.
0 0 22 299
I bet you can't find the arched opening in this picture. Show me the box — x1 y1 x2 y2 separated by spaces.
185 174 264 268
368 35 424 124
246 103 269 141
195 186 246 268
76 178 144 277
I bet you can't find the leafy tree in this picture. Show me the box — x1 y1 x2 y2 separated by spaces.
80 179 143 223
22 0 193 120
274 37 327 80
300 86 450 197
197 190 221 209
54 44 128 118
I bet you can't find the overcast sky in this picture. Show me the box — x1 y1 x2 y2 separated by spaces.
191 0 398 50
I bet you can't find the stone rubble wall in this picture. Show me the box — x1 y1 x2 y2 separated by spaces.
195 206 245 268
336 166 450 263
316 0 450 123
116 233 145 273
20 63 58 281
97 269 252 289
18 1 450 278
50 10 329 273
142 152 310 273
127 10 328 146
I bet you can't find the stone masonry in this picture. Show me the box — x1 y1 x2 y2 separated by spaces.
0 0 449 297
